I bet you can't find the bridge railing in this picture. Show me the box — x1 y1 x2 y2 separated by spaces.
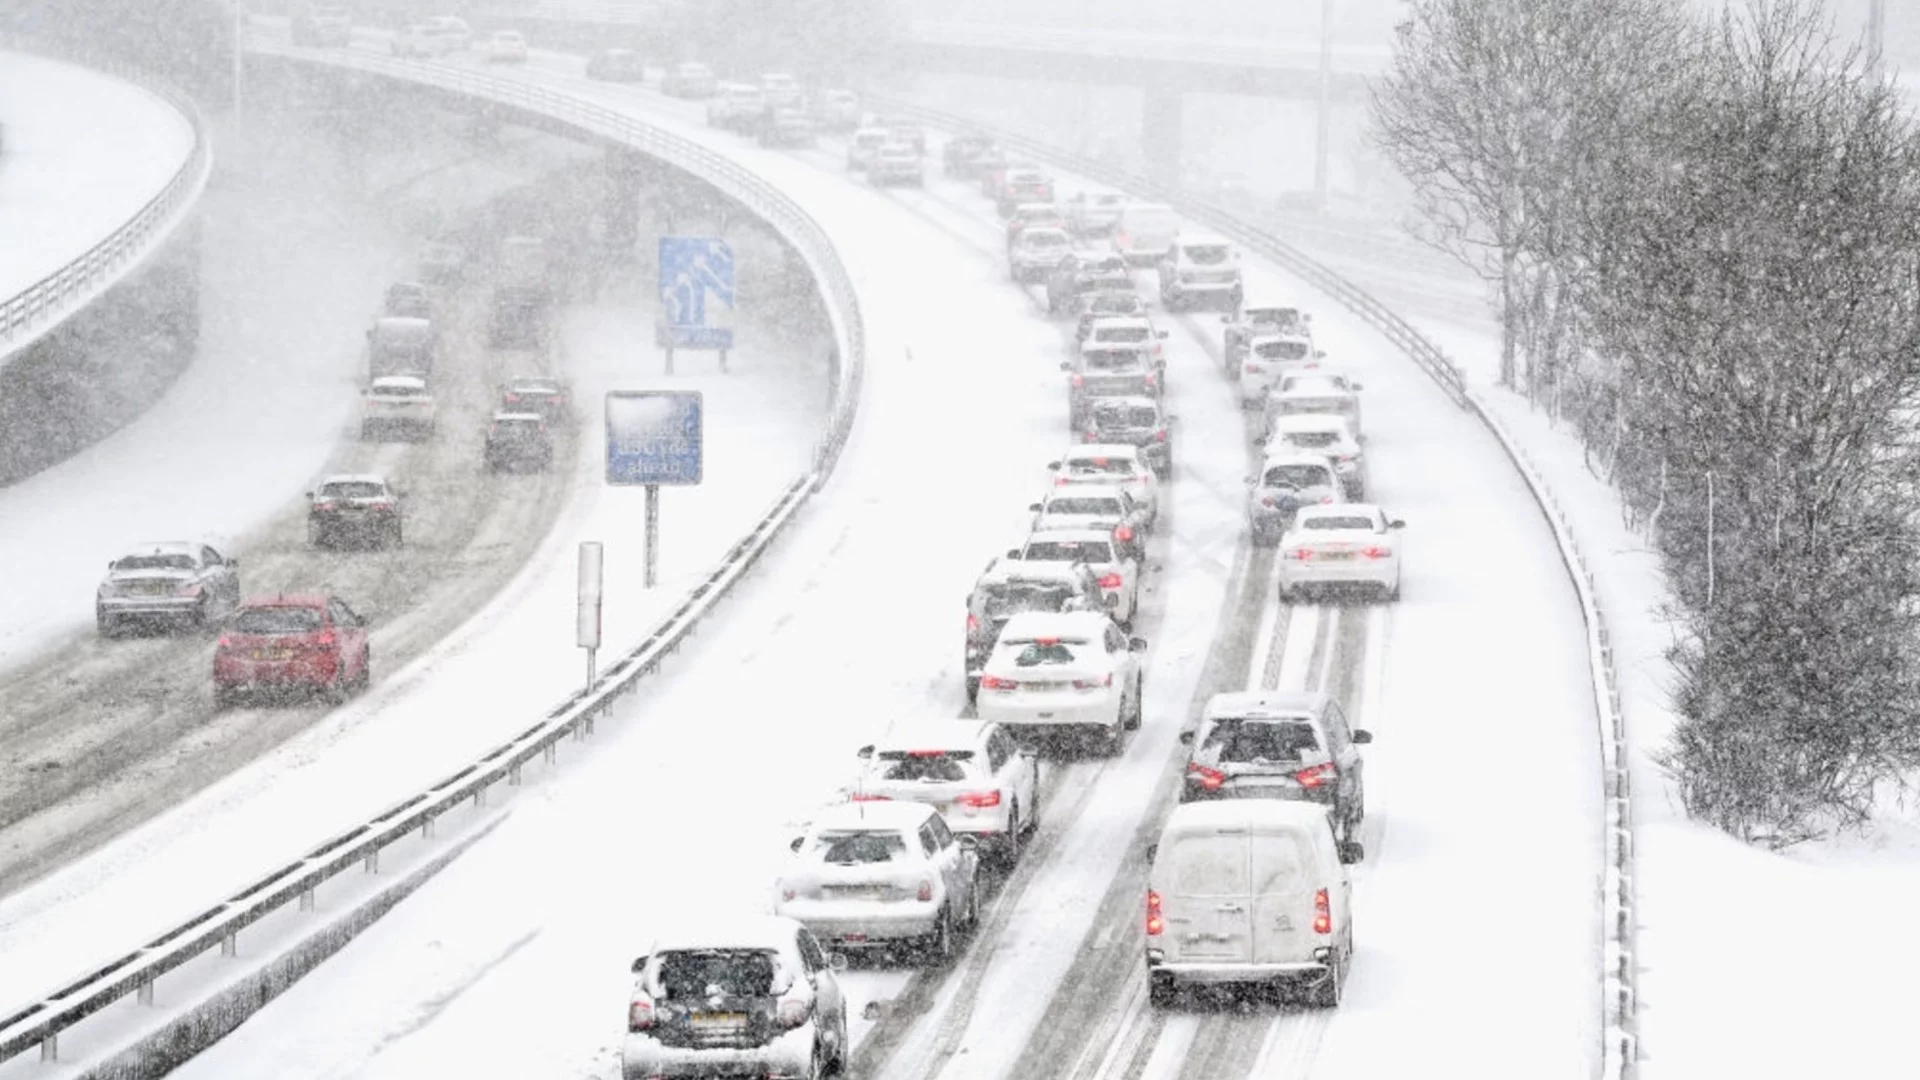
858 91 1637 1079
0 45 211 359
0 37 866 1071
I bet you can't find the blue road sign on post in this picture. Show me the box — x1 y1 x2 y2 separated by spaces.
606 390 704 486
658 236 735 352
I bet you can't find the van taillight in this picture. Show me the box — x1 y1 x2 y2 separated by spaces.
628 995 655 1031
1294 762 1337 788
917 879 934 902
967 613 979 633
1146 889 1163 936
1313 888 1331 934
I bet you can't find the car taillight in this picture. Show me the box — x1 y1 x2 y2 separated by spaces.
917 879 934 902
1320 496 1334 504
1154 429 1166 442
1245 364 1260 374
980 675 1017 691
1362 546 1392 559
217 635 232 649
1114 526 1134 543
967 613 979 633
782 886 797 901
1083 431 1097 442
850 792 891 802
1294 762 1337 788
1143 374 1156 388
775 994 812 1029
1286 548 1313 561
312 630 336 649
958 790 1001 808
1261 497 1278 508
1072 673 1113 690
503 393 520 403
1314 888 1332 934
1096 572 1123 589
1187 763 1225 791
1056 476 1071 486
315 501 338 512
1146 890 1163 936
628 995 655 1031
175 582 203 596
1070 373 1084 387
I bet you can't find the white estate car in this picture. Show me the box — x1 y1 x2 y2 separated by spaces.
1010 226 1073 284
484 29 528 62
1261 414 1367 499
360 374 436 441
1277 504 1406 602
96 540 242 636
975 610 1147 754
851 720 1040 861
1049 444 1158 523
621 915 849 1080
1029 482 1152 541
1012 527 1143 626
867 142 925 187
1084 316 1167 379
775 801 980 962
1240 333 1324 406
1247 450 1344 544
1266 371 1364 438
1157 235 1243 312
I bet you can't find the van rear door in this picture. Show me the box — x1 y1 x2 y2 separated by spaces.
1161 828 1252 965
1249 823 1317 965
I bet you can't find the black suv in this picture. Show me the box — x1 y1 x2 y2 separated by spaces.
484 411 554 473
964 557 1106 702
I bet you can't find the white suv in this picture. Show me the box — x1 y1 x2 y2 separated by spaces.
1158 237 1243 312
851 721 1041 861
622 917 849 1080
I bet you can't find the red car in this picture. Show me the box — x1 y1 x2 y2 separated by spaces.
213 593 371 709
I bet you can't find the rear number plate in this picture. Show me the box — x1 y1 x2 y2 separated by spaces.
690 1012 747 1031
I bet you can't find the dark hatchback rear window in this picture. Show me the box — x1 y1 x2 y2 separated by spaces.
879 753 971 782
657 949 776 1001
1204 719 1320 764
233 606 324 635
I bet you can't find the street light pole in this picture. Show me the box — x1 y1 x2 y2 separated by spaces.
1867 0 1887 79
1313 0 1334 211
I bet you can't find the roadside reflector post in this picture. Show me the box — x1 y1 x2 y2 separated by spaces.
646 485 660 589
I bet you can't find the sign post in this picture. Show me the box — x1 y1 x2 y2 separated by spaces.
577 541 603 691
655 236 735 375
606 390 705 589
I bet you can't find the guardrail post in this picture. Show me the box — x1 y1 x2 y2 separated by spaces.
220 930 237 958
473 785 488 809
508 763 523 787
364 848 380 875
137 978 155 1005
422 813 436 840
39 1033 55 1062
544 742 558 766
299 886 316 912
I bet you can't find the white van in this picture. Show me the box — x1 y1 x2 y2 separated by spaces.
1144 799 1360 1008
1111 203 1180 267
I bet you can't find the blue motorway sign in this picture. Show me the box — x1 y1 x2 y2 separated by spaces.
659 236 735 351
606 390 703 486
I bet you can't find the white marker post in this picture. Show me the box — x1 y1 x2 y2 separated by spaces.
578 541 604 692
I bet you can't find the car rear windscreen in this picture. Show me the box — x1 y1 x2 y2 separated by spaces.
1254 340 1310 361
116 554 195 571
983 583 1075 619
233 606 324 634
879 753 972 782
1046 497 1124 516
1283 432 1339 448
1097 407 1158 428
1303 515 1375 531
1083 349 1140 370
1025 539 1115 563
1183 244 1233 265
1069 457 1136 476
657 949 776 1000
814 830 909 864
1095 327 1151 344
1205 718 1320 764
321 482 385 499
1261 465 1330 489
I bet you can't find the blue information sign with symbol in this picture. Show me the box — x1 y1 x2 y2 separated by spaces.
606 390 703 486
658 236 735 351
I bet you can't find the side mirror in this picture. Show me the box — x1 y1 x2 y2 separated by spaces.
1242 475 1255 485
1353 729 1373 744
1314 350 1327 359
1028 502 1042 512
1176 730 1194 745
630 955 649 974
1059 361 1072 372
1251 435 1267 447
1006 549 1021 560
304 491 314 499
1351 383 1364 391
1219 314 1232 324
856 744 874 758
789 836 805 852
1144 842 1159 861
1338 840 1365 865
1046 461 1062 471
1157 330 1169 339
1389 519 1405 530
1129 637 1147 651
365 328 375 340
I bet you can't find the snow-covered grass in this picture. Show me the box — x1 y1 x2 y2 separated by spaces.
0 50 194 305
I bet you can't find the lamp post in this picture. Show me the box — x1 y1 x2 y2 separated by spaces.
1313 0 1334 211
1868 0 1887 79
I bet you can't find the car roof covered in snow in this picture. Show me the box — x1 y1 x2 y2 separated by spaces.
1269 413 1355 435
369 375 428 391
491 410 546 423
1160 797 1332 839
872 720 995 754
1021 526 1120 547
1257 448 1338 471
808 799 939 834
1202 689 1328 721
317 473 390 487
1043 482 1132 503
1292 504 1384 528
998 609 1113 641
1063 443 1142 463
645 914 804 956
1090 396 1161 414
978 557 1091 587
